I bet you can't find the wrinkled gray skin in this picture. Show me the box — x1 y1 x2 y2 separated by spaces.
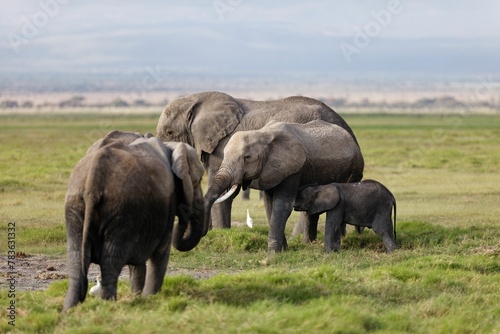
156 91 362 233
294 180 397 252
204 120 364 252
63 131 205 312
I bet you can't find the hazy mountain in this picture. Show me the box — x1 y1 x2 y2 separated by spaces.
1 0 499 77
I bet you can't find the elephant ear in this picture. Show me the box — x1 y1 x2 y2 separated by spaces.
170 142 205 208
129 137 171 166
310 185 341 215
189 93 243 159
258 130 306 189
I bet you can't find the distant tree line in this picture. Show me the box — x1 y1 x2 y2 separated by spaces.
0 95 168 109
319 96 499 111
1 95 498 111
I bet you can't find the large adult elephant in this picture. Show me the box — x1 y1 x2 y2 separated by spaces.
204 120 364 252
63 131 205 312
156 91 362 231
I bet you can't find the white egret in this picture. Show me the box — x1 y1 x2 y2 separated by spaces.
89 275 101 297
246 209 253 228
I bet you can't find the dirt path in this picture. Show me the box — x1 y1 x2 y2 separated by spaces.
0 253 220 292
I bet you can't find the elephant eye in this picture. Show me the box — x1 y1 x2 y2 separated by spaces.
244 154 251 161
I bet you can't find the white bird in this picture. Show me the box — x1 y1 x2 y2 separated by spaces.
246 209 253 228
89 275 101 297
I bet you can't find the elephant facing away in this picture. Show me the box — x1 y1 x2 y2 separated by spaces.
62 132 205 312
204 120 364 252
294 180 397 252
156 91 362 230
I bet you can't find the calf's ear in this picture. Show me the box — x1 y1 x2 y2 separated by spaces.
310 186 340 215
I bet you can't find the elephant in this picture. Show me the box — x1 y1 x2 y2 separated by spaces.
156 91 362 231
85 130 154 154
204 120 364 252
294 180 397 252
62 131 205 312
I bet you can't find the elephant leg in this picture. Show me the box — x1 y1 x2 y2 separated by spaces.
292 212 319 243
63 248 89 312
355 226 365 234
377 230 397 253
305 213 320 243
263 190 289 248
291 213 306 239
263 190 273 222
374 227 397 253
100 258 124 300
210 197 233 229
242 188 250 200
129 264 146 295
99 240 127 300
63 212 90 312
142 247 171 296
267 176 300 252
207 161 234 229
324 211 341 252
268 196 293 252
372 215 396 253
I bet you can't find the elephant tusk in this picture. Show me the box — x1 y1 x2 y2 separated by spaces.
214 184 239 204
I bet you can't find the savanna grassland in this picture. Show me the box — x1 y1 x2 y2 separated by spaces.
0 112 499 333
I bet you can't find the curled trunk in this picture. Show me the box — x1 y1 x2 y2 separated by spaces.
172 189 206 252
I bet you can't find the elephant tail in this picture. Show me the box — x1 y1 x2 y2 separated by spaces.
82 192 96 281
80 152 106 299
392 198 397 245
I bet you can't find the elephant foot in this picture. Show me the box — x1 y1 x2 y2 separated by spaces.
384 243 396 253
267 236 288 253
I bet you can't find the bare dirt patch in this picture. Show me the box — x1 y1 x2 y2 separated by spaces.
0 254 221 292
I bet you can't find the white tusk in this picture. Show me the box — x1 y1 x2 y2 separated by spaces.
214 184 239 204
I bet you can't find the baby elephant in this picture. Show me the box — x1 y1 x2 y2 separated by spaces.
294 180 396 252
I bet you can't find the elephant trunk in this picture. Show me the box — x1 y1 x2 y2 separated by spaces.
204 166 241 230
172 187 206 252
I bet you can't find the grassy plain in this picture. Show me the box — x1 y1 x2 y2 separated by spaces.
0 112 499 333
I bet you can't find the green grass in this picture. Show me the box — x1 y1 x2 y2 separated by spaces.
0 113 499 333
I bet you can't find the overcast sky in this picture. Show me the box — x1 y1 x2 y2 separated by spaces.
1 0 499 76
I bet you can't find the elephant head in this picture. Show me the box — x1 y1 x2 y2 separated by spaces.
86 130 153 155
157 92 243 160
294 185 342 215
165 142 207 251
128 138 206 251
204 122 306 227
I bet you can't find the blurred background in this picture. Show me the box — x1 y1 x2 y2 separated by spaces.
1 0 499 112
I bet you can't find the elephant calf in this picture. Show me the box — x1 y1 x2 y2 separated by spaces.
63 131 206 312
294 180 396 252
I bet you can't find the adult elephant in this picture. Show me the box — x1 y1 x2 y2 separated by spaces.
204 120 364 252
63 132 205 312
156 91 362 231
